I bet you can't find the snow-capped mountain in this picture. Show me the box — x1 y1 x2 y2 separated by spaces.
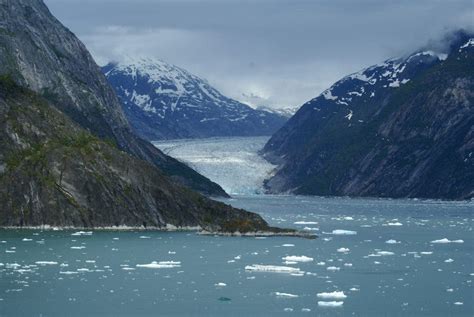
102 58 287 140
256 106 299 118
263 31 474 200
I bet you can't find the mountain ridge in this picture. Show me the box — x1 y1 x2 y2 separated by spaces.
103 57 287 140
263 31 474 200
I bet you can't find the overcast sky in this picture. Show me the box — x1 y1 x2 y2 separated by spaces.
44 0 473 109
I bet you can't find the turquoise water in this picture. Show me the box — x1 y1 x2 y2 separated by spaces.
1 195 473 316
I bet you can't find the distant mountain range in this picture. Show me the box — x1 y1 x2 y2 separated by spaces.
263 31 474 200
103 58 288 140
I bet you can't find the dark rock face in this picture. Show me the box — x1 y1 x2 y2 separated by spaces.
0 0 226 197
263 32 474 200
0 77 282 233
102 58 287 141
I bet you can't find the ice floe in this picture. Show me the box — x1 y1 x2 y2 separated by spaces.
136 261 181 269
317 291 347 299
282 244 294 247
294 221 318 225
318 301 344 307
35 261 58 265
337 248 350 253
215 282 227 287
331 230 357 235
71 231 93 236
282 255 313 262
274 292 299 298
385 239 400 244
444 258 454 263
430 238 464 244
326 266 340 271
245 265 304 275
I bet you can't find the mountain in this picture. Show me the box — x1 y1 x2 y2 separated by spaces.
0 0 301 234
256 106 299 118
102 58 288 140
0 0 225 197
263 31 474 200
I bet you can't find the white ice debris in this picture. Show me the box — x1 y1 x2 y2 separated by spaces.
454 302 463 305
326 266 340 271
331 230 357 235
430 238 464 244
294 221 318 225
35 261 58 265
136 261 181 269
385 239 400 244
317 291 347 299
282 256 313 263
22 238 33 242
71 231 93 236
386 222 403 226
377 251 395 256
275 292 299 298
337 248 350 253
282 244 295 247
318 301 344 307
444 259 454 263
245 265 304 275
70 246 86 250
215 282 227 287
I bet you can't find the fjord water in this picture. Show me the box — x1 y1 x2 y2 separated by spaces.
1 137 473 316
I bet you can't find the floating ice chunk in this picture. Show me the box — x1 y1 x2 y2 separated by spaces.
318 301 344 307
331 230 357 235
350 288 359 291
85 260 96 263
282 256 313 263
168 251 176 254
77 268 93 272
326 266 340 271
35 261 58 265
283 308 293 312
303 227 319 231
60 271 78 275
337 248 350 253
386 222 403 226
245 265 304 275
317 262 326 266
454 302 463 305
136 261 181 269
22 238 33 242
294 221 318 225
139 236 151 239
5 250 15 253
122 267 135 271
444 258 454 263
234 255 241 260
282 244 295 247
301 308 311 312
446 288 454 292
420 252 433 255
377 251 395 256
71 231 92 236
275 292 299 298
215 282 227 287
70 246 86 250
284 261 298 265
431 238 464 244
385 239 400 244
317 291 347 299
344 263 353 267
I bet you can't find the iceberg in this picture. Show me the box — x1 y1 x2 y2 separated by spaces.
282 255 313 262
317 291 347 299
274 292 299 298
136 261 181 269
245 265 304 274
331 230 357 235
430 238 464 244
35 261 58 265
337 248 350 253
318 301 344 307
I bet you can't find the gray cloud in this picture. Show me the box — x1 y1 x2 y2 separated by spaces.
45 0 473 108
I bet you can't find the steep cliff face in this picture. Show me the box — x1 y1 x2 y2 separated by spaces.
0 0 226 196
263 33 474 200
102 58 287 141
0 77 286 233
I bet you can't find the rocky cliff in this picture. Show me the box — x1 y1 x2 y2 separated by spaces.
263 32 474 200
0 0 226 196
0 76 295 234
